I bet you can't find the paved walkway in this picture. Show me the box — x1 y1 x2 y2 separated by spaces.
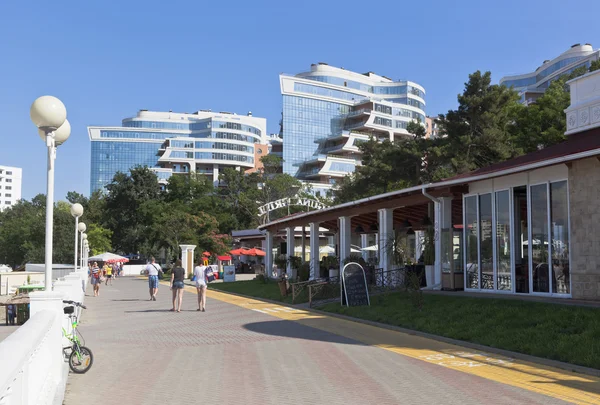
63 277 598 405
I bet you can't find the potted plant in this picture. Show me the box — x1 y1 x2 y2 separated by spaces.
287 256 302 281
322 255 340 279
274 254 289 296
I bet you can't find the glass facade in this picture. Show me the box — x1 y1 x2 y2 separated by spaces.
90 141 162 193
282 95 349 177
90 116 264 193
464 181 570 295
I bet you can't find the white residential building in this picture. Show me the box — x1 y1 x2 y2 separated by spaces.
0 165 22 210
280 63 426 196
88 110 268 192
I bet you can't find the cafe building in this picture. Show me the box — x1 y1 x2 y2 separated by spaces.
259 69 600 300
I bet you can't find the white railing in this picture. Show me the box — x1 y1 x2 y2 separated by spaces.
0 310 62 405
0 269 88 405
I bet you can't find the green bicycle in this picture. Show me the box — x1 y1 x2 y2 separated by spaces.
62 300 93 374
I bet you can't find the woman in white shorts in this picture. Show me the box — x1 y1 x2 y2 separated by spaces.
193 264 210 312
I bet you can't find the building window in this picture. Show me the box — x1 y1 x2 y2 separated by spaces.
6 171 12 175
5 194 10 197
5 186 11 190
465 181 569 296
6 179 11 183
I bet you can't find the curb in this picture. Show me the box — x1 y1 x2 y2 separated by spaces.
206 287 600 378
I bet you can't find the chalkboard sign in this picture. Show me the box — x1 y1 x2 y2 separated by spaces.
342 262 370 307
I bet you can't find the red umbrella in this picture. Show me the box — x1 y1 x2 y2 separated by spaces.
202 251 211 256
230 248 245 255
246 248 266 257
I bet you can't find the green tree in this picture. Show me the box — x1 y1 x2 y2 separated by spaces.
436 71 522 175
509 65 591 154
86 223 113 255
104 166 162 253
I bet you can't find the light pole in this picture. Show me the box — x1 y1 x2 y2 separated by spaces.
71 204 84 272
30 96 70 291
79 222 87 270
81 234 87 269
84 240 90 267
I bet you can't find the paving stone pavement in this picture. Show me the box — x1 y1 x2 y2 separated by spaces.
63 277 571 405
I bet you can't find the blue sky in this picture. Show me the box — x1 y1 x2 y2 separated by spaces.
1 0 598 201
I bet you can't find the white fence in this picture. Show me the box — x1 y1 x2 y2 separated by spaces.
0 268 87 405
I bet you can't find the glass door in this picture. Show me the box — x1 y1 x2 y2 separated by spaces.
513 186 529 293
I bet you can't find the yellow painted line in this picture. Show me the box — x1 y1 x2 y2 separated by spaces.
200 287 600 405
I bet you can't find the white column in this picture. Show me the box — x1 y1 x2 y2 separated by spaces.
286 227 295 279
73 217 79 272
378 208 394 272
44 138 56 290
179 244 197 278
309 222 320 280
435 197 453 289
338 217 351 276
265 231 273 278
301 227 306 263
361 234 369 261
213 164 219 187
415 231 424 260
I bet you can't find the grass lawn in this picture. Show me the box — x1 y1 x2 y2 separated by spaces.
319 292 600 369
209 279 308 304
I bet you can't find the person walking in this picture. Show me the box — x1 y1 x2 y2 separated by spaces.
105 264 113 286
193 262 210 312
170 259 185 312
146 257 161 301
90 262 101 297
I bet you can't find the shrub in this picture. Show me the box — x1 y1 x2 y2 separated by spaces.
298 262 310 282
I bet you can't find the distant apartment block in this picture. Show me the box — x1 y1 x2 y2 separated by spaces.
280 63 426 195
0 165 22 210
425 116 441 139
500 43 600 105
88 110 268 193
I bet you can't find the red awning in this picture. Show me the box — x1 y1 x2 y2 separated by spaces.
218 256 232 261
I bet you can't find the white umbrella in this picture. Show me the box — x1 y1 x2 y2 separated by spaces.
361 244 379 251
87 252 129 263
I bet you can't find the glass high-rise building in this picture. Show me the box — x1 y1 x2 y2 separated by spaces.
280 63 426 195
500 43 600 105
88 110 267 194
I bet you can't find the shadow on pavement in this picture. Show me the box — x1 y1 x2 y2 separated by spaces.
124 309 174 313
244 313 600 398
243 319 366 345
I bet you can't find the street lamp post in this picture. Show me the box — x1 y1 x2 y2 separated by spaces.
81 233 87 269
84 240 90 268
71 204 84 272
79 222 86 269
30 96 70 291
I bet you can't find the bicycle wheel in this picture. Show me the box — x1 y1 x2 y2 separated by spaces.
69 346 93 374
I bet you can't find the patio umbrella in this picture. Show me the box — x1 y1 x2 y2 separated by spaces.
202 251 211 256
245 248 266 256
361 244 379 251
230 248 245 255
87 252 130 263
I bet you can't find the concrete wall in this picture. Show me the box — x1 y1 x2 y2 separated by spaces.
569 157 600 299
0 272 45 295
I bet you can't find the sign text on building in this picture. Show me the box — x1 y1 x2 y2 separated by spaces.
258 197 326 216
